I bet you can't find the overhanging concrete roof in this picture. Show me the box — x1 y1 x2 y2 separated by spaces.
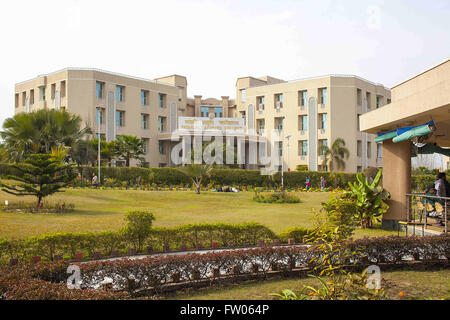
360 59 450 147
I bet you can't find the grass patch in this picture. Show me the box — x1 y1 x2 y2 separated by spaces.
0 189 397 239
168 269 450 300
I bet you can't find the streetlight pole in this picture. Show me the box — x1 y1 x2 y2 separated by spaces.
96 106 101 185
282 135 291 190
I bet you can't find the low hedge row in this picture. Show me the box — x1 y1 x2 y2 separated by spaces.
0 223 284 264
0 163 435 190
1 235 447 299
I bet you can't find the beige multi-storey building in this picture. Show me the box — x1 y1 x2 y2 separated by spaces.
235 75 391 172
14 68 390 172
14 68 235 167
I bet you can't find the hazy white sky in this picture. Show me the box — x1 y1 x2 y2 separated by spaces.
0 0 449 126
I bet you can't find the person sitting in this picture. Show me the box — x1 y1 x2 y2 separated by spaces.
423 187 443 220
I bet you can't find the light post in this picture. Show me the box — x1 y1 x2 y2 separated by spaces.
96 106 102 185
281 135 291 190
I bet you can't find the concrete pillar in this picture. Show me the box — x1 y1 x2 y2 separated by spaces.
194 95 202 117
221 96 229 118
381 139 411 230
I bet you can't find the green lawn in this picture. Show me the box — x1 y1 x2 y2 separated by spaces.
170 269 450 300
0 189 397 239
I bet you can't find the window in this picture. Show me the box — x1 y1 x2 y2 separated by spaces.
159 141 165 154
201 106 209 117
51 83 56 100
319 113 327 130
178 87 183 102
39 86 46 101
367 142 372 158
214 107 223 118
257 119 265 134
298 115 308 131
116 85 125 102
357 140 362 157
96 82 104 99
357 166 362 173
377 144 383 158
366 92 371 109
116 111 125 127
15 94 19 108
158 116 166 132
240 111 246 125
357 114 361 131
387 98 391 104
22 92 26 106
319 139 328 155
376 95 383 108
141 114 149 129
30 89 34 105
96 108 104 124
257 96 265 108
142 138 149 154
319 88 327 104
158 93 166 108
357 89 362 106
275 117 284 132
299 140 308 156
141 90 149 105
274 93 283 108
241 89 246 103
298 90 307 106
61 81 66 98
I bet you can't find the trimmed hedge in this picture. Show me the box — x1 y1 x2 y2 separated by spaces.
0 163 435 190
0 235 447 299
0 223 279 264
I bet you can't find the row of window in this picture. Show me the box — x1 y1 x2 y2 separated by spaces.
297 140 382 158
15 81 66 108
297 140 328 156
255 114 328 133
96 81 170 108
242 88 328 108
356 88 390 109
96 108 167 132
200 106 223 118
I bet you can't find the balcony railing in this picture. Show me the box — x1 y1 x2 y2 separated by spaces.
405 193 448 235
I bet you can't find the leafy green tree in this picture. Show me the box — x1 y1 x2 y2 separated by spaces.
0 153 77 209
122 210 155 252
113 135 145 167
345 169 390 228
0 109 90 162
320 138 350 172
176 164 213 194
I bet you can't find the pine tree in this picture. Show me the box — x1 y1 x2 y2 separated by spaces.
0 154 77 209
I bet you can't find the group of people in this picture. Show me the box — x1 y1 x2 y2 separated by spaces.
304 177 327 191
423 172 449 224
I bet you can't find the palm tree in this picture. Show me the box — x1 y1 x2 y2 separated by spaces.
320 138 350 172
113 135 145 167
176 164 213 194
0 109 90 162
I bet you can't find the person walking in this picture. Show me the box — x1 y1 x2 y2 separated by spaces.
92 173 99 188
320 176 325 191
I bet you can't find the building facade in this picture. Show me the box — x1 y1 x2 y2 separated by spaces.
14 68 235 167
235 75 391 172
14 68 390 172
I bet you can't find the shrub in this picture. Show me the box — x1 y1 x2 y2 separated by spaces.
0 235 447 299
278 227 312 243
253 191 301 203
123 211 155 252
